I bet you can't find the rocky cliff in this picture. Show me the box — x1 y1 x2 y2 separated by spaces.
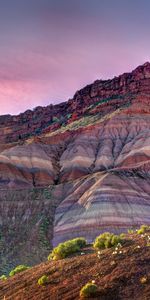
0 62 150 273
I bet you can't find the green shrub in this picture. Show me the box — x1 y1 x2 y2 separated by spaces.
93 232 123 250
38 275 48 286
71 237 86 248
128 229 134 234
9 265 30 277
48 237 87 260
111 234 121 246
119 233 125 239
80 283 98 298
0 275 7 281
137 225 150 235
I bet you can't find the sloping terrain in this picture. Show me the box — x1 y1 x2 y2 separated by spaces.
0 186 63 274
0 232 150 300
0 62 150 274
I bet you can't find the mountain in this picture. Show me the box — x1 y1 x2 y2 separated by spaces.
0 62 150 274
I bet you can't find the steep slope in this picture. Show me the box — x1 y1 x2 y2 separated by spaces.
0 232 150 300
0 62 150 274
0 186 63 274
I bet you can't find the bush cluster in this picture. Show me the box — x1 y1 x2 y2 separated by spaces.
0 275 7 281
93 232 123 250
48 237 86 260
38 275 48 286
80 282 98 298
9 265 30 277
137 225 150 235
128 229 134 234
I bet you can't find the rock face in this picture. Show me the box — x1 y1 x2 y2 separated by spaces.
0 143 60 187
53 110 150 245
0 61 150 144
0 62 150 273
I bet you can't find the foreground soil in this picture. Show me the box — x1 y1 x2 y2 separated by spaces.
0 232 150 300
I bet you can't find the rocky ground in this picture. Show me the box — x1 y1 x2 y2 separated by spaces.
0 231 150 300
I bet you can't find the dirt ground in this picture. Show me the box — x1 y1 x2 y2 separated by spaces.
0 232 150 300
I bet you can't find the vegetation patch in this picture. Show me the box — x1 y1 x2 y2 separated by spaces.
9 265 30 277
38 275 49 286
48 237 87 260
93 232 123 250
137 225 150 235
39 217 51 249
80 282 98 298
0 275 7 281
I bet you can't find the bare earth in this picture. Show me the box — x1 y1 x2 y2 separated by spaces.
0 232 150 300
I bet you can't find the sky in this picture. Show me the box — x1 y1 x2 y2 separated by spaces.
0 0 150 115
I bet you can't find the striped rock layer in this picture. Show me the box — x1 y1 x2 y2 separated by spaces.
53 110 150 245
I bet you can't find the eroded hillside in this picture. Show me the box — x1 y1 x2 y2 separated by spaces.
0 62 150 274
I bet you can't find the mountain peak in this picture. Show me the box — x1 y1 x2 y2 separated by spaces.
142 61 150 67
133 61 150 73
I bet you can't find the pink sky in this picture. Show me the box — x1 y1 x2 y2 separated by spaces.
0 0 150 115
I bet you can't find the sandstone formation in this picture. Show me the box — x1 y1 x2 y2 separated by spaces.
0 62 150 273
